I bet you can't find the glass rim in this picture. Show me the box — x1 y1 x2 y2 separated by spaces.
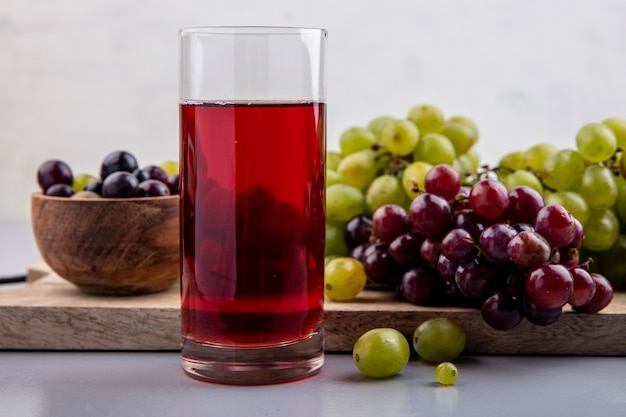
179 26 327 36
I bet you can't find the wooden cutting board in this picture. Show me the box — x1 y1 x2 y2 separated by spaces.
0 263 624 355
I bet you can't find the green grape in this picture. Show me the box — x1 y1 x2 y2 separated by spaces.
453 155 474 177
413 318 466 363
326 183 365 222
575 122 617 163
70 190 102 199
327 151 343 171
72 173 98 193
603 118 626 150
503 169 543 194
324 257 368 301
353 328 410 378
578 164 618 211
413 133 456 166
402 161 432 200
595 234 626 287
365 174 407 215
339 126 377 155
326 169 341 187
434 362 459 386
407 104 445 135
618 149 626 179
545 191 590 225
336 150 377 190
541 149 586 191
160 160 179 176
367 115 394 139
380 119 420 156
498 151 526 178
465 146 481 171
440 121 476 156
447 115 479 142
522 143 558 172
583 208 619 252
616 185 626 223
325 223 349 257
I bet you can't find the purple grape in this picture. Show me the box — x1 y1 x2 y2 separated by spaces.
441 228 476 263
437 254 459 282
574 273 613 314
511 222 534 233
451 209 485 242
134 165 169 183
455 258 496 299
137 179 171 197
45 183 74 197
167 174 180 195
350 243 368 262
479 223 517 266
84 181 103 195
534 204 577 248
481 290 523 331
420 237 443 270
344 215 373 249
525 263 573 310
363 241 395 286
469 179 510 219
409 193 452 237
388 233 423 267
372 204 411 244
100 150 139 179
507 186 545 224
399 267 439 305
506 230 551 269
102 171 139 198
524 298 561 326
37 159 73 192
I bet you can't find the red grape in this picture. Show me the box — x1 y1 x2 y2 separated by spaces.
424 164 461 201
567 267 596 307
525 263 573 310
506 230 551 269
507 186 544 224
469 179 510 219
534 204 577 248
574 273 613 314
372 204 411 244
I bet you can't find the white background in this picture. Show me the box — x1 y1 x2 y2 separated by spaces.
2 0 626 219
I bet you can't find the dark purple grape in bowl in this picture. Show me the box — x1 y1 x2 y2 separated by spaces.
102 171 139 198
100 150 139 179
45 183 74 197
37 159 73 192
134 165 169 183
137 179 171 197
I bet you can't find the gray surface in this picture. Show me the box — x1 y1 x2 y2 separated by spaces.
1 352 626 417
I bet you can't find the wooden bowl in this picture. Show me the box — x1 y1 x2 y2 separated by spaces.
31 193 179 295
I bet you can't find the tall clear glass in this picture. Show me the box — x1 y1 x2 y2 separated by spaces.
178 27 327 384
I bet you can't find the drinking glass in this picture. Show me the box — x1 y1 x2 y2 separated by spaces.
178 26 327 384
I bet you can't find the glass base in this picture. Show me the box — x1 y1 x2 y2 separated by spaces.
180 331 324 385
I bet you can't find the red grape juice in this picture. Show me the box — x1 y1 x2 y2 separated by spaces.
179 101 326 348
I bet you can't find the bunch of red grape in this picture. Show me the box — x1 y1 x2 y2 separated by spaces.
37 150 179 198
345 164 613 330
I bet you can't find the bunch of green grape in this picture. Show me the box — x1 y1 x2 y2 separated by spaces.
326 104 481 259
497 118 626 288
